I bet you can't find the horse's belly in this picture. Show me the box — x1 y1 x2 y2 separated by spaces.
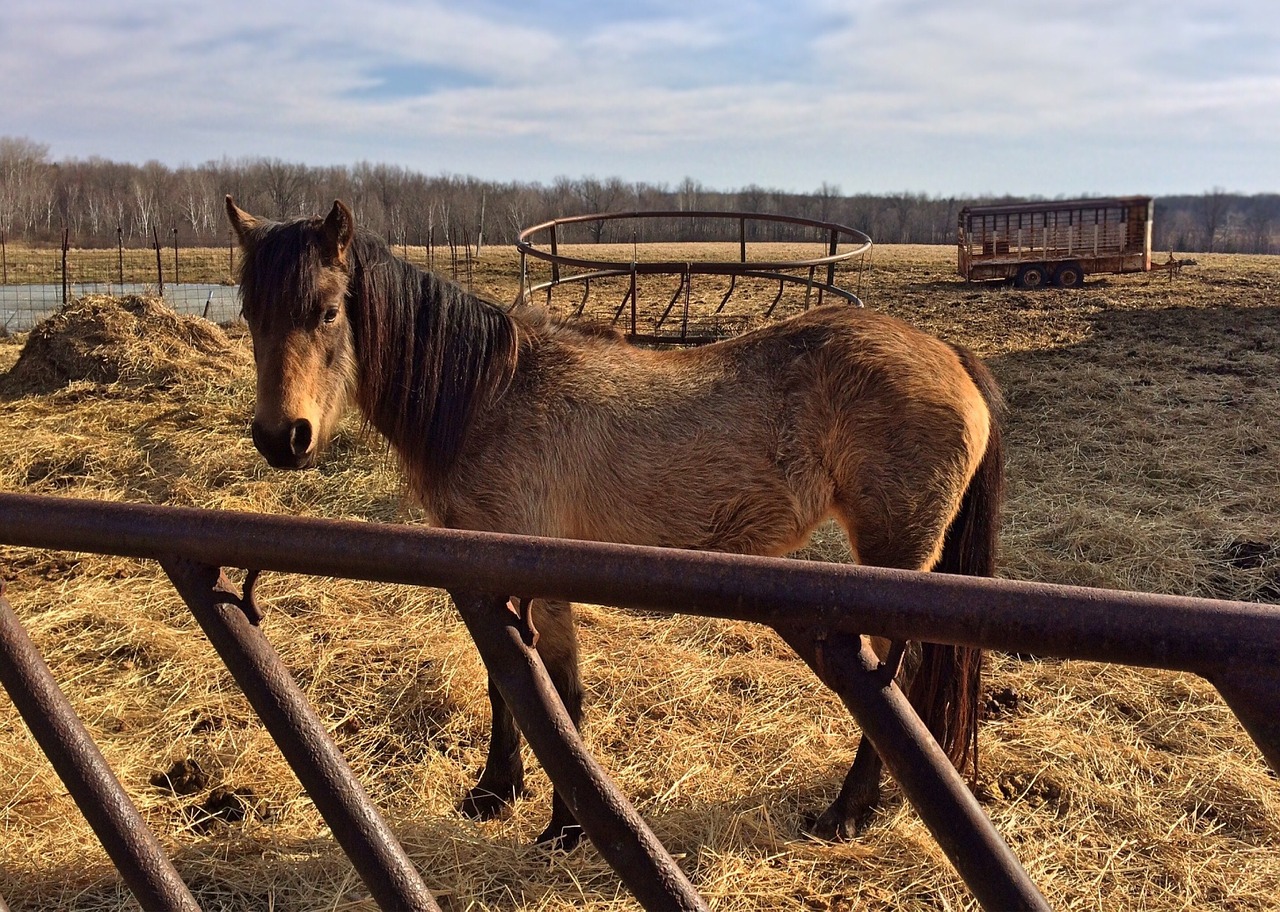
563 459 820 557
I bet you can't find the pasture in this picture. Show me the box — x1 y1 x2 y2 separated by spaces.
1 244 1278 910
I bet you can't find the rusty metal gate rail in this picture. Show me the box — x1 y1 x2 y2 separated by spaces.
2 493 1279 911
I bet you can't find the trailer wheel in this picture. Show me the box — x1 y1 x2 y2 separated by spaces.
1054 263 1085 288
1015 264 1047 289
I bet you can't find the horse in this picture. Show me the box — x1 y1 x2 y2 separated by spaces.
225 196 1004 848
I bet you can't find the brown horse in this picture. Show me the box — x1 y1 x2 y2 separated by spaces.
226 197 1004 848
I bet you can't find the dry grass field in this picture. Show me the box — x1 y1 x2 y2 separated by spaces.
1 243 1278 911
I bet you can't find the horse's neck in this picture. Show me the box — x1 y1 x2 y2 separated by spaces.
352 267 519 490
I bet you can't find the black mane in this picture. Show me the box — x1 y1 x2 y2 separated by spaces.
345 231 519 488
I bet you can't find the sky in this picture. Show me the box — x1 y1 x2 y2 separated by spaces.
3 0 1278 198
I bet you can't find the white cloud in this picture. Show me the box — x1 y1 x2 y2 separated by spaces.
2 0 1277 194
583 17 727 56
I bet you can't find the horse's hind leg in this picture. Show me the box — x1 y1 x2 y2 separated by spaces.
797 469 967 838
785 630 914 839
812 733 885 840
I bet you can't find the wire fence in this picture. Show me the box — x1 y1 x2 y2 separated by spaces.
0 283 242 332
0 225 479 334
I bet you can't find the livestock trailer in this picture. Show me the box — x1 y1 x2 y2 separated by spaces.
957 196 1153 288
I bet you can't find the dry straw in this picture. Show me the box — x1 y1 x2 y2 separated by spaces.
0 246 1277 910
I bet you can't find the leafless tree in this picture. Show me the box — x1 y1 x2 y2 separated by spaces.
1242 196 1278 254
0 137 51 234
0 136 1270 253
1198 186 1231 252
259 158 310 219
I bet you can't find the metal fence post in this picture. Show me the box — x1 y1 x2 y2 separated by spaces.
152 225 164 296
60 226 69 305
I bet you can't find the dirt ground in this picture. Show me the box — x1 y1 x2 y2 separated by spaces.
0 244 1277 911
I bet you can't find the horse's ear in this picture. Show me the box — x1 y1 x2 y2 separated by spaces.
321 200 356 267
225 196 260 247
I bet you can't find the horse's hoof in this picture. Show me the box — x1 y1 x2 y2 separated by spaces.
460 785 520 821
804 803 876 841
535 822 585 852
804 808 852 842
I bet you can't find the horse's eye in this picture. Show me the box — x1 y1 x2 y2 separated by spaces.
323 306 340 324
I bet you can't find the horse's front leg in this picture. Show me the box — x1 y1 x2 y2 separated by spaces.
458 598 585 850
460 675 526 820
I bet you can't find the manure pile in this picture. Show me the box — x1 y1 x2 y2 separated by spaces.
0 294 244 396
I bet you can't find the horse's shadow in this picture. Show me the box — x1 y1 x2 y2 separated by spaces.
986 302 1280 601
0 751 846 907
4 765 872 911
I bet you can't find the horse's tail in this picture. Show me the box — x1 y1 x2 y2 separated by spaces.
907 345 1004 780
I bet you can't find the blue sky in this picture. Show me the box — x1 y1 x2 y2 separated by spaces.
3 0 1277 196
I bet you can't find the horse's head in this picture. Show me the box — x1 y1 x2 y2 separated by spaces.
226 196 359 470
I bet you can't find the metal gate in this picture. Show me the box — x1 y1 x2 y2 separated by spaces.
2 493 1279 910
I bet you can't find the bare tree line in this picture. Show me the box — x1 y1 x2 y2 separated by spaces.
2 137 1276 253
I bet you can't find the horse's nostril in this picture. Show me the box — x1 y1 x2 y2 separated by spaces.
251 420 269 453
289 419 313 458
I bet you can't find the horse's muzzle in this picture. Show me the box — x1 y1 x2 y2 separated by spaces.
251 418 316 470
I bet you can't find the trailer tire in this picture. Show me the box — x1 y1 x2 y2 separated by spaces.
1015 264 1047 289
1054 263 1085 288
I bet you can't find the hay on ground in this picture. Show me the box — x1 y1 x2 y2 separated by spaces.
0 258 1278 911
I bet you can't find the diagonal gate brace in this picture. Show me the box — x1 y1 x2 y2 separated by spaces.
161 559 440 912
449 590 707 912
775 626 1051 912
0 583 199 911
1203 663 1280 777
